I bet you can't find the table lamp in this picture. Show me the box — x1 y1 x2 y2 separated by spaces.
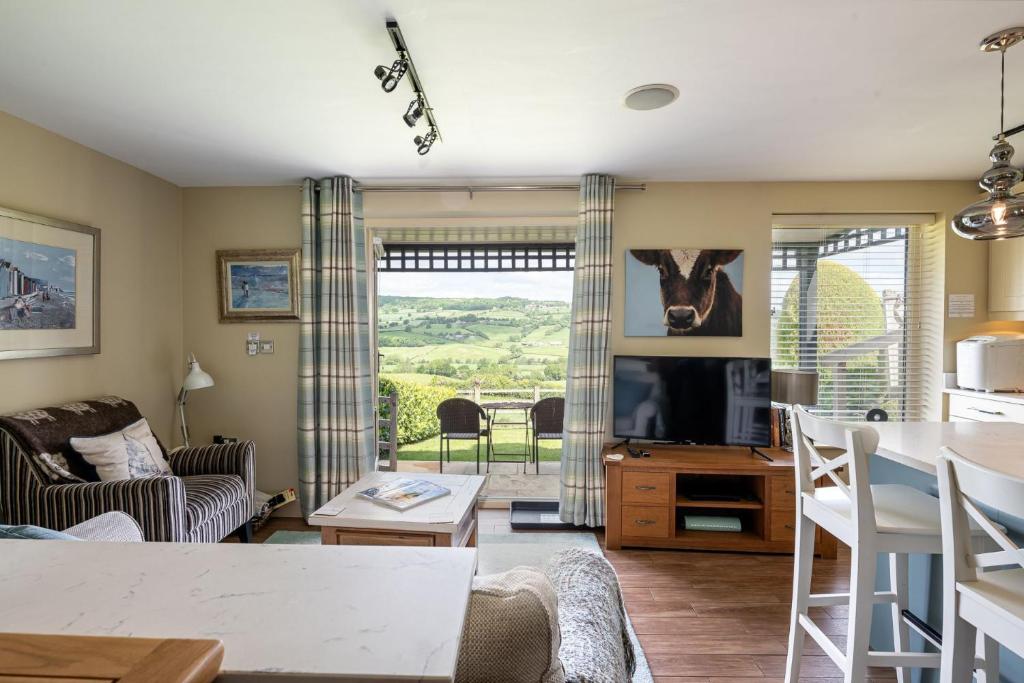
177 353 214 447
771 369 818 451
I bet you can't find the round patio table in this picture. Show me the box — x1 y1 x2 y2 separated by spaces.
480 400 535 473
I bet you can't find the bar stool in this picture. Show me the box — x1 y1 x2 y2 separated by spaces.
785 407 996 683
937 447 1024 683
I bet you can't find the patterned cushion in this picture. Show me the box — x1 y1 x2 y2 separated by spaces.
183 475 247 532
455 567 564 683
62 512 144 542
70 418 172 482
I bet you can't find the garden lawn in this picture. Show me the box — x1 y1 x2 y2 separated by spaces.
398 431 562 461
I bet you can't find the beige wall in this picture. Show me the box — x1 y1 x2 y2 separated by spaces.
181 180 1013 512
0 112 183 442
181 187 302 511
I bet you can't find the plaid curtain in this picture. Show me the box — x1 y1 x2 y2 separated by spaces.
559 174 615 527
297 177 376 518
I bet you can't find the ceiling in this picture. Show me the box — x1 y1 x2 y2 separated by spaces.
1 0 1023 186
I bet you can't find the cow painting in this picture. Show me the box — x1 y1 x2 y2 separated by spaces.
625 249 743 337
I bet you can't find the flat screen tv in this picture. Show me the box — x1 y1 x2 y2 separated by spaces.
612 355 771 447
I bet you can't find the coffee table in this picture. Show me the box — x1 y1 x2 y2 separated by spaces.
309 472 486 548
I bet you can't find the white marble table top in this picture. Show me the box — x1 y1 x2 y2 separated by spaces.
309 472 485 534
0 540 477 681
871 420 1024 480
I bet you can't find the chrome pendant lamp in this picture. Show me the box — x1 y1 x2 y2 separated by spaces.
952 28 1024 240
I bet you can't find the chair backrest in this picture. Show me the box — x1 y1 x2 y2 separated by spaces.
791 405 880 533
937 447 1024 584
530 397 565 435
436 398 485 435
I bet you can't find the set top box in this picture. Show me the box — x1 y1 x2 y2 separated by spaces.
612 355 772 447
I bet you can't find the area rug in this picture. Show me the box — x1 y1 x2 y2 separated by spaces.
264 529 653 683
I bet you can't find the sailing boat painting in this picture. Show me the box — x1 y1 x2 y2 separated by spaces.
217 249 300 322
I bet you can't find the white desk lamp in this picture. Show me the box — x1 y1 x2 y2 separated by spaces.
177 353 214 447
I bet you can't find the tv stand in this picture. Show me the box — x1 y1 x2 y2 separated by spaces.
604 443 836 557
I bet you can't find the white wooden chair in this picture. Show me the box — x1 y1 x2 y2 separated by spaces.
937 446 1024 683
785 406 996 683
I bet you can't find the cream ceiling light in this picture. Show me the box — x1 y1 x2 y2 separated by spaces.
624 84 679 111
952 27 1024 240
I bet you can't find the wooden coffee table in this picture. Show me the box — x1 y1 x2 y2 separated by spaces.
309 472 486 547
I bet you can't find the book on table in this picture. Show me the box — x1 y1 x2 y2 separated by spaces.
358 478 451 511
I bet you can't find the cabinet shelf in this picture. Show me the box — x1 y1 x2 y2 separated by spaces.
675 494 763 510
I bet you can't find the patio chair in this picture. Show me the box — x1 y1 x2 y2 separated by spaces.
529 397 564 475
436 398 490 474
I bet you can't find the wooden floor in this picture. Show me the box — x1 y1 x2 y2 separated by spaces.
251 512 895 683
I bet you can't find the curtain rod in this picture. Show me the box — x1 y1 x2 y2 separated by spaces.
309 183 645 193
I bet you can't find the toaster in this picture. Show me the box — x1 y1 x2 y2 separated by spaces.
956 333 1024 392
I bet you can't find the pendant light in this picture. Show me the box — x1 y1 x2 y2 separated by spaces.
952 28 1024 240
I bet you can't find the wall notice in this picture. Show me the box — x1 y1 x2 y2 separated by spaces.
948 293 975 318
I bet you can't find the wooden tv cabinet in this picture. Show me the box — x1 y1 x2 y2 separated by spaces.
604 444 836 557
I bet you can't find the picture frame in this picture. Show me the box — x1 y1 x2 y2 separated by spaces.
217 248 301 323
625 248 744 337
0 205 101 360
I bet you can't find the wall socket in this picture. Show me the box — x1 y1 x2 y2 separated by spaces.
259 340 275 354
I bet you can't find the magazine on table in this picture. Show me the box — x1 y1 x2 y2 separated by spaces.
357 478 451 511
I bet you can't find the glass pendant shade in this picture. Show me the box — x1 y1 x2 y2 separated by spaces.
952 137 1024 240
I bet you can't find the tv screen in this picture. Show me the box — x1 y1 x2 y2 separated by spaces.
612 355 771 447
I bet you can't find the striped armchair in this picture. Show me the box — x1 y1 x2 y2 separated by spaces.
0 396 254 543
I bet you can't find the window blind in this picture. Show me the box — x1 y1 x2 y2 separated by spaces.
770 221 943 421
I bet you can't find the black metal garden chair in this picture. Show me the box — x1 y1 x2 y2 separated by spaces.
436 398 490 474
529 397 565 475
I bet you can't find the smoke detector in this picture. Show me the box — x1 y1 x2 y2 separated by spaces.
624 84 679 111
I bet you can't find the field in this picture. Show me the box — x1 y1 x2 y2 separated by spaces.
378 295 570 381
378 295 570 461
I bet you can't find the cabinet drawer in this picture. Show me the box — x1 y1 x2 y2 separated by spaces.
621 505 671 538
324 529 435 546
770 511 797 542
949 394 1024 423
622 472 672 505
770 476 797 510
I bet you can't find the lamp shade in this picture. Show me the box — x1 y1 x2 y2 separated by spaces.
952 138 1024 240
182 354 214 392
771 369 818 406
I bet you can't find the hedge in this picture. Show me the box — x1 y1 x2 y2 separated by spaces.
379 376 457 445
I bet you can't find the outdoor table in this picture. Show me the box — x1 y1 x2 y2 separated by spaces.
480 400 534 473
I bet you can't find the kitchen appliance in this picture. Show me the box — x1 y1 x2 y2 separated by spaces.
956 333 1024 392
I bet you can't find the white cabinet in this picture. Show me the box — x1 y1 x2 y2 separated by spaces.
946 389 1024 423
989 238 1024 320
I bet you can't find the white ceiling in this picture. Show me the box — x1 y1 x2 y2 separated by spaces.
1 0 1023 186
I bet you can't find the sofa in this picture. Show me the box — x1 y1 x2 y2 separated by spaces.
0 396 254 543
456 547 642 683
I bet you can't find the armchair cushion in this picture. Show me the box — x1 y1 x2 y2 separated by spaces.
71 418 172 481
182 475 247 531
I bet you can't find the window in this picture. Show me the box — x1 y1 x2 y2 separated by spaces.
770 223 942 421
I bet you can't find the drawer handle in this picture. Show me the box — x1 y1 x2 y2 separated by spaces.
634 519 657 526
635 485 658 491
969 407 1005 416
785 523 795 530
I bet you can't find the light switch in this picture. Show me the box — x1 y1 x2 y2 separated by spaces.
259 340 275 354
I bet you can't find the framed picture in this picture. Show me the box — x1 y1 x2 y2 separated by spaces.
217 249 300 322
625 248 744 337
0 206 100 360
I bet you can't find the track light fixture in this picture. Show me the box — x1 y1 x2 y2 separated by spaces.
403 97 425 127
373 19 442 154
373 59 408 93
413 127 438 155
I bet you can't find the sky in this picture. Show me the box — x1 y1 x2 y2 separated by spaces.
0 236 76 288
379 270 574 302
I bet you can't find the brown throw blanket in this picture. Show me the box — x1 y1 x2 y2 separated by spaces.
544 548 636 683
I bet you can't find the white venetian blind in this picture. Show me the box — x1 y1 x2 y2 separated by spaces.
770 216 943 421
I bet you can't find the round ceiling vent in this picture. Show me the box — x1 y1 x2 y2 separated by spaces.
624 84 679 111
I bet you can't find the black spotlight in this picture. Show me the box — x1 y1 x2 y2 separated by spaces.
373 59 408 93
403 97 424 127
413 127 438 155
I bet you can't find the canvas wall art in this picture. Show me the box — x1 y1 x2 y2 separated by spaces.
217 249 300 322
0 206 99 360
625 248 744 337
